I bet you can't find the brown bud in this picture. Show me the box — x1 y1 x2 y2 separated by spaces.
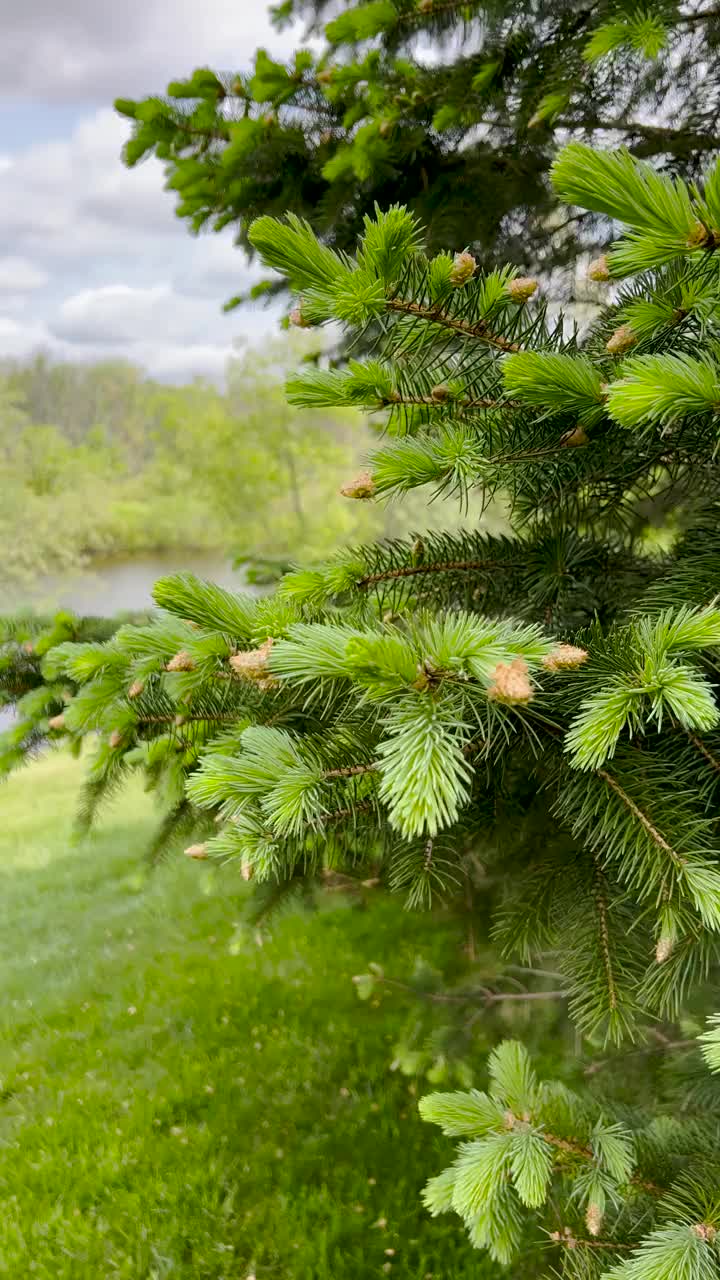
319 129 333 145
430 384 450 402
692 1224 718 1243
317 69 334 85
508 276 538 302
340 470 375 500
128 680 145 699
378 119 392 137
585 1202 603 1237
184 843 209 861
109 730 124 750
229 637 279 690
655 934 674 964
23 641 34 654
48 713 66 731
418 0 434 10
560 425 589 448
588 255 610 282
606 324 636 356
542 644 588 672
687 221 720 250
174 714 187 728
166 650 196 672
487 657 533 705
241 862 254 882
449 250 477 287
289 301 312 328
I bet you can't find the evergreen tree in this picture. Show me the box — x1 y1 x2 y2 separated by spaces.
116 0 720 297
33 140 720 1270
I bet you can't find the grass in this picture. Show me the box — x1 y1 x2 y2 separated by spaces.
0 752 495 1279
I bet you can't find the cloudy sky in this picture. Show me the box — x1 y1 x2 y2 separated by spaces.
0 0 308 382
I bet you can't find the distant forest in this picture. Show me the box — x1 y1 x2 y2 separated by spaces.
0 337 387 597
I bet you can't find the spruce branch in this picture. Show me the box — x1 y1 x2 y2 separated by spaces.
597 769 687 872
386 297 522 353
357 556 520 588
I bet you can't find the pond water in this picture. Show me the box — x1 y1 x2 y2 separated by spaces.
13 550 249 617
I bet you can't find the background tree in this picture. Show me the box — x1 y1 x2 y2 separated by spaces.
116 0 720 301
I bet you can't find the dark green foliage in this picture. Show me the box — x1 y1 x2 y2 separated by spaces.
116 1 720 306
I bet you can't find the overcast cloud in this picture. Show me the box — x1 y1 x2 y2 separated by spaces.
0 0 305 381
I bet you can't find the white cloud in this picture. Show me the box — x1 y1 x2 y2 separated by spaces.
0 257 48 292
53 283 194 345
0 314 54 358
0 2 301 380
0 0 307 101
0 110 177 262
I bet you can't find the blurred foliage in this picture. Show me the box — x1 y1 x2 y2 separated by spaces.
0 338 384 601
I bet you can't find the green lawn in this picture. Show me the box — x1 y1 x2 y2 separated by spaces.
0 753 494 1279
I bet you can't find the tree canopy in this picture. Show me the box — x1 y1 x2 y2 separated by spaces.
116 0 720 303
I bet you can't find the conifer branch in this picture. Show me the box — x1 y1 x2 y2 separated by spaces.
323 761 379 778
172 118 231 145
323 801 375 824
515 1116 664 1197
688 732 720 775
386 393 513 409
593 861 618 1014
395 0 482 25
549 1231 633 1251
137 713 239 725
386 298 521 353
596 770 687 870
357 558 520 588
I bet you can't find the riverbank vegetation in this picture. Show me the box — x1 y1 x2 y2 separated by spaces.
0 338 383 602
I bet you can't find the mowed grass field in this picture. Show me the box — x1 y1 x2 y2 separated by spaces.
0 752 495 1279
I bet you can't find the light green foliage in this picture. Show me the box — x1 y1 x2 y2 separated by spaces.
551 143 710 273
605 1225 720 1280
421 1040 720 1271
503 352 607 426
607 355 720 430
378 695 472 837
583 11 669 63
422 1040 632 1262
566 608 720 769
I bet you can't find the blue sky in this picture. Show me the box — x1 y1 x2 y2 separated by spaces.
0 0 305 381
